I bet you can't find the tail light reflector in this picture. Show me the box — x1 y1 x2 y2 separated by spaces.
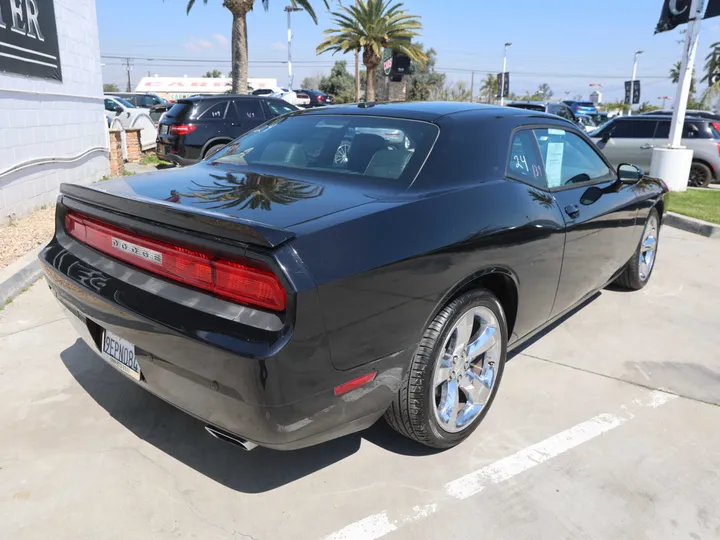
64 212 286 311
334 371 377 396
170 124 197 135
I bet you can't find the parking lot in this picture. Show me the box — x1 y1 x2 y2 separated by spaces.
0 225 718 540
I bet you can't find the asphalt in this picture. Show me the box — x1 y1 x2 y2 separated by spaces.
0 227 718 540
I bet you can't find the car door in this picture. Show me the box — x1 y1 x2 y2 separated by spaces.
594 118 657 171
531 127 641 317
228 99 265 138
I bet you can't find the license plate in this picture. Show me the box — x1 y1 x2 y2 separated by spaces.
101 330 141 381
160 124 168 134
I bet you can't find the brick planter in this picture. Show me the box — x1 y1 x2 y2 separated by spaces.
109 129 124 176
125 128 142 163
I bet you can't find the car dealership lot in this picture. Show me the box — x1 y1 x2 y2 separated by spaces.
0 227 718 540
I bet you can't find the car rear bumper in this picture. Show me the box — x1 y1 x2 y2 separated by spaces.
39 232 409 450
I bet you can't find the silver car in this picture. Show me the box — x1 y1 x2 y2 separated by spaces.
590 115 720 187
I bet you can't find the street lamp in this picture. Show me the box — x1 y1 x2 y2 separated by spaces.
500 42 512 106
629 49 643 116
284 5 303 88
658 95 671 108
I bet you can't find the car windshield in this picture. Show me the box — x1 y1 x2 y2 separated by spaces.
114 97 135 108
210 114 439 185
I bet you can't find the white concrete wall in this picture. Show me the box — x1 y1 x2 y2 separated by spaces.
0 0 109 223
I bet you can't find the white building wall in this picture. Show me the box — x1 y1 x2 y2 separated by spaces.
0 0 109 223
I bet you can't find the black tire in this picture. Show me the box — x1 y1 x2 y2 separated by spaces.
615 208 660 290
385 289 507 449
204 143 227 159
688 161 712 188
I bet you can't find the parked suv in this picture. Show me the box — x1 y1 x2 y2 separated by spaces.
296 89 335 107
156 95 299 166
506 101 578 122
106 92 171 123
590 115 720 187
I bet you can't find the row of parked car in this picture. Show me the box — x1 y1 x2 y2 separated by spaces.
140 90 719 188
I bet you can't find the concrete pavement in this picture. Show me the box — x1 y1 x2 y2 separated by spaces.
0 227 718 540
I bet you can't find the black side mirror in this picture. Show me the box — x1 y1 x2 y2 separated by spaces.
601 131 611 143
618 163 643 183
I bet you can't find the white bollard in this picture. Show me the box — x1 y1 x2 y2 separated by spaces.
649 147 693 192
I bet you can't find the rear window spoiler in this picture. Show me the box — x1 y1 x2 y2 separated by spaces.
59 183 295 249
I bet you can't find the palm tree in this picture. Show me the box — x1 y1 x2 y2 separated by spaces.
180 172 325 211
316 0 426 102
186 0 330 94
670 61 696 95
479 73 498 104
702 44 720 83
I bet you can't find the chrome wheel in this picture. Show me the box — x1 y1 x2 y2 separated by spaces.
639 214 659 281
432 306 502 433
334 141 351 165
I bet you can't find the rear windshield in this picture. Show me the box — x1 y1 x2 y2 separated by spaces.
210 114 439 184
164 101 192 120
576 102 596 108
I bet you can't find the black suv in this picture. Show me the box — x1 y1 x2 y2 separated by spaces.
506 101 578 122
156 95 298 166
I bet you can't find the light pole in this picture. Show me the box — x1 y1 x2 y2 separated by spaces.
629 49 643 116
285 5 302 88
500 42 511 106
658 95 671 108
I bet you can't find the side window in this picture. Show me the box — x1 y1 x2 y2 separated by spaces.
555 106 574 120
139 95 156 108
198 101 229 121
534 128 612 188
233 99 264 121
611 120 656 138
506 130 547 189
654 121 670 139
266 100 297 118
104 99 119 112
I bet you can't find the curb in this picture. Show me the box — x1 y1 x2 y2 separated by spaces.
0 247 44 307
665 212 720 239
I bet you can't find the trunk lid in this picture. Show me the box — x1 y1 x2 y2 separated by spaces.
62 163 375 247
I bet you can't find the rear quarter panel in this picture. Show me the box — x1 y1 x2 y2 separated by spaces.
289 180 567 371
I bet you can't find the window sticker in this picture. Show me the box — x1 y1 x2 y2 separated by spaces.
545 142 564 188
548 128 565 136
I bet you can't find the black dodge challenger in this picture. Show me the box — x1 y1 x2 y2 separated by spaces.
40 102 666 450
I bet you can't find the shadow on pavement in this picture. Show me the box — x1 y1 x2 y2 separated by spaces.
60 339 439 493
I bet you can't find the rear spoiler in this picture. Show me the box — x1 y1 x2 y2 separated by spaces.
59 183 295 248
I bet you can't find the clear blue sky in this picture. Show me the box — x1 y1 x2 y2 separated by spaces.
97 0 720 104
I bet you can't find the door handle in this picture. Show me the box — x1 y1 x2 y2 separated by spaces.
564 204 580 219
640 144 654 149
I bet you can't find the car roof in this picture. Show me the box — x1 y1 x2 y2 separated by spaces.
615 114 707 122
180 94 269 102
296 101 546 121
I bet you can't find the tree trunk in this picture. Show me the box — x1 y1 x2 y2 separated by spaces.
366 67 376 102
230 8 250 94
355 50 360 102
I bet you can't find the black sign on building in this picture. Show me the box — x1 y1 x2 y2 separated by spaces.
0 0 63 81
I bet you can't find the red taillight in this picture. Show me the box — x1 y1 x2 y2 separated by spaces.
717 141 720 157
712 121 720 132
64 212 286 311
170 124 197 136
334 371 377 396
317 95 325 101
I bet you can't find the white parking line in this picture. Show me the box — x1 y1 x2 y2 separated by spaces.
320 390 678 540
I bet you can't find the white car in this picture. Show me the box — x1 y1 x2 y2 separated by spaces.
251 86 300 106
104 96 148 127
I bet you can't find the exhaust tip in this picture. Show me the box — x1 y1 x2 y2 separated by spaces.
205 425 258 451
